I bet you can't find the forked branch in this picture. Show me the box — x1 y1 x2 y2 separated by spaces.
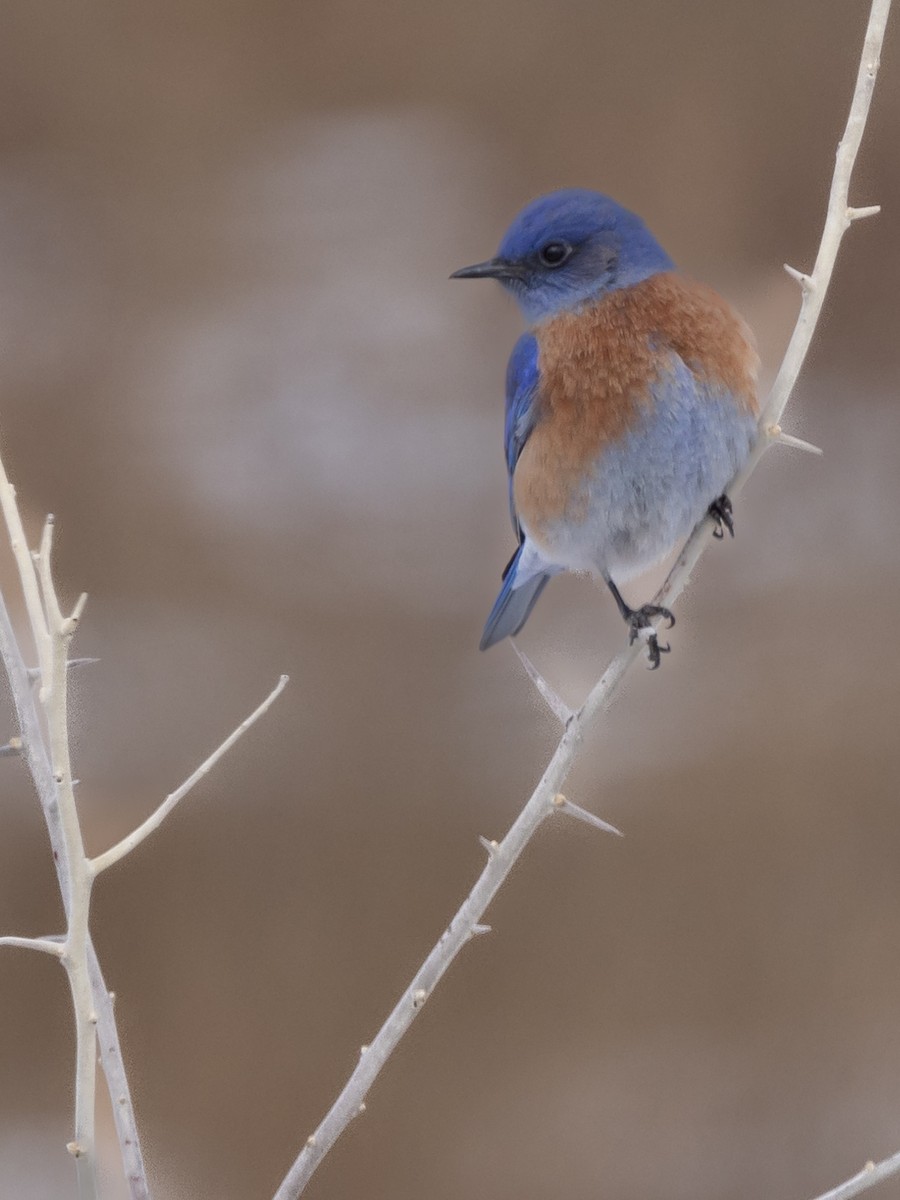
0 471 287 1195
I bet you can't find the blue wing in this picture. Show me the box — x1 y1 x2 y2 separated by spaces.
503 332 541 536
479 335 555 650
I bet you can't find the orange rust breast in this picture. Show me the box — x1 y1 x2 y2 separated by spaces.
513 272 758 538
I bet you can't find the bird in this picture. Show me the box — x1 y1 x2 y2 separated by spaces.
452 188 759 667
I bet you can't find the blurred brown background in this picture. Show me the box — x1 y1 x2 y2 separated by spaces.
0 2 899 1198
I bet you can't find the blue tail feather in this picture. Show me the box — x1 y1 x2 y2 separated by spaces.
480 545 551 650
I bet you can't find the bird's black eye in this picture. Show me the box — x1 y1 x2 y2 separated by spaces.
538 240 572 268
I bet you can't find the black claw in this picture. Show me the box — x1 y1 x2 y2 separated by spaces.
639 632 671 670
709 493 734 539
624 604 676 668
606 578 676 669
646 636 671 670
627 603 675 632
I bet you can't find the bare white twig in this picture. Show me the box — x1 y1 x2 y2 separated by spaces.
0 492 289 1195
86 945 149 1200
90 674 289 875
20 510 100 1200
272 2 891 1196
807 1153 900 1200
7 516 116 1195
0 935 64 956
0 478 289 1195
0 473 52 698
0 588 150 1199
763 0 889 433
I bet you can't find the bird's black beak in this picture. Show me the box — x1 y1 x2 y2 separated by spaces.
450 257 525 281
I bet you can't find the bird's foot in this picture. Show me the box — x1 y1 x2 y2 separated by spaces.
626 605 675 670
709 493 734 539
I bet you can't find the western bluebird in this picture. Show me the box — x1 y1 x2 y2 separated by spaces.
452 188 759 667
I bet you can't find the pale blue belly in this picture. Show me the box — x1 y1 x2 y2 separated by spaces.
518 370 758 583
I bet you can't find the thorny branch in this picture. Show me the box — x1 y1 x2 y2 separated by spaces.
0 481 287 1195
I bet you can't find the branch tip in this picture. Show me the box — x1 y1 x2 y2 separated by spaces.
64 593 88 633
39 513 54 560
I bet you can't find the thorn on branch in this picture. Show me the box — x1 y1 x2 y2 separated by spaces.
27 657 100 682
783 262 813 292
512 643 573 725
0 736 22 757
478 835 499 858
847 204 881 222
766 424 824 456
551 793 623 837
470 923 492 937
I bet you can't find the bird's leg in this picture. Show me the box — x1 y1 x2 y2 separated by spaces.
708 493 734 539
605 577 675 671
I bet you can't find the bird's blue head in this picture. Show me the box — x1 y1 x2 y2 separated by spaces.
452 188 674 324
